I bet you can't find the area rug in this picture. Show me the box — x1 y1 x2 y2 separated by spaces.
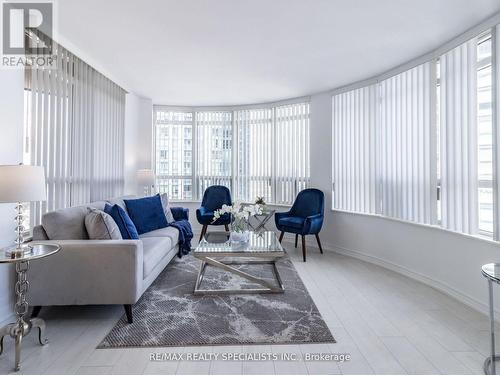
98 253 335 348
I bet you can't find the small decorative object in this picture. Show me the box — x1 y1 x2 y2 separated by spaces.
255 196 266 206
213 202 263 243
137 169 155 196
0 165 47 257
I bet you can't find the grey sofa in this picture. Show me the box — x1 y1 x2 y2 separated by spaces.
28 195 188 323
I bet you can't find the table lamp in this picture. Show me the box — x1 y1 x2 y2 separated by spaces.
0 165 46 257
137 169 155 196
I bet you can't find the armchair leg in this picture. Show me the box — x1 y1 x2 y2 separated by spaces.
315 234 324 254
199 225 207 242
124 304 133 324
278 231 284 243
294 234 298 248
301 235 307 262
224 224 229 232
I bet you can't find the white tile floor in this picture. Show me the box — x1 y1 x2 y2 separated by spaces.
0 242 494 375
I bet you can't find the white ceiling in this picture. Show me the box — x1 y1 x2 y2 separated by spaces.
56 0 500 106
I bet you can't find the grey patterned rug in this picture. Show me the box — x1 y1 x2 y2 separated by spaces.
98 253 335 348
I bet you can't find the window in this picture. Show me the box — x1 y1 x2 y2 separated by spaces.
24 34 126 227
155 110 193 200
332 29 499 239
477 33 493 233
235 108 274 203
332 86 378 214
154 102 310 204
196 111 232 199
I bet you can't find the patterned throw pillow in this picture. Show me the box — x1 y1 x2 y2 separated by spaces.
85 208 122 240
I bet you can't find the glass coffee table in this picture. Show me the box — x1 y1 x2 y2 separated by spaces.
193 231 285 295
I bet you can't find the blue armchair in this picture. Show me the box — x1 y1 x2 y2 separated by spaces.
275 188 324 262
196 185 232 241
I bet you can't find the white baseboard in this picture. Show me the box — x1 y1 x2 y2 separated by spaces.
329 243 499 319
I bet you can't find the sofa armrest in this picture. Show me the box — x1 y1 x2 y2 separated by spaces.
28 240 144 306
171 207 189 221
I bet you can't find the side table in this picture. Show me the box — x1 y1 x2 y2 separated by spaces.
0 243 60 371
482 263 500 375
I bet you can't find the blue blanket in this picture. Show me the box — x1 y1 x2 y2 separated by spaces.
169 219 193 258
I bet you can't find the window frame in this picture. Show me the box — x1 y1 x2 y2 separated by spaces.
153 101 310 204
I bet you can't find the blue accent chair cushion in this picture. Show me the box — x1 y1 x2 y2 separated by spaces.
124 194 169 235
104 203 139 240
196 185 232 226
275 188 325 235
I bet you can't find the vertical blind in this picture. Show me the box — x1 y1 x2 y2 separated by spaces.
195 111 233 199
274 103 310 205
25 33 126 225
154 102 310 204
234 108 274 203
379 63 437 224
440 39 479 234
332 85 378 214
332 30 500 238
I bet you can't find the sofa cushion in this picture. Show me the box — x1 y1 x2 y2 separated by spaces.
106 195 135 213
139 226 179 245
42 201 106 240
278 216 305 229
85 208 122 240
124 195 168 235
104 204 139 239
142 237 173 278
160 193 175 223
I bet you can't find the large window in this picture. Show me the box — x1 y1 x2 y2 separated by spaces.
196 111 233 199
332 29 498 239
155 110 193 200
154 102 310 204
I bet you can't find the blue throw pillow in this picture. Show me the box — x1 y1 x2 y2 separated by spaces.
124 194 169 235
104 204 139 240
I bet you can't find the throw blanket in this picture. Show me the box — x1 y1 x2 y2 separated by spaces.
169 219 193 258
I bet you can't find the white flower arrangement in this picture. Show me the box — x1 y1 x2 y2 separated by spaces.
212 202 263 233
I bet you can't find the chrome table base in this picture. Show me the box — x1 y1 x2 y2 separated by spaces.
484 277 500 375
193 257 285 295
0 261 48 371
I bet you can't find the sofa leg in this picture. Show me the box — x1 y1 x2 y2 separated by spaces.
301 235 307 262
294 234 298 248
199 225 207 242
124 304 133 324
315 234 324 254
278 231 284 243
224 224 229 232
31 306 42 318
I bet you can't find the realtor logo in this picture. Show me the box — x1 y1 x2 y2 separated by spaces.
2 2 53 55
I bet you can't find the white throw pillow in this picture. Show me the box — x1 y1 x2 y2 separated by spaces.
85 208 122 240
160 193 175 223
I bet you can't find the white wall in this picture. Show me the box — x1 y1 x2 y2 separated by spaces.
308 91 500 316
0 69 25 323
124 93 153 195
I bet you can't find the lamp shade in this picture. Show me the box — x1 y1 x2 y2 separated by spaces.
137 169 155 186
0 165 46 203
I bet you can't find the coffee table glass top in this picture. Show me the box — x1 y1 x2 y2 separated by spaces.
195 231 284 254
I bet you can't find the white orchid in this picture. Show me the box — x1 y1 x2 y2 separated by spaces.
212 202 263 230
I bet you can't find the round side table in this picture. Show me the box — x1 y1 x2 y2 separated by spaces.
0 243 60 372
482 263 500 375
